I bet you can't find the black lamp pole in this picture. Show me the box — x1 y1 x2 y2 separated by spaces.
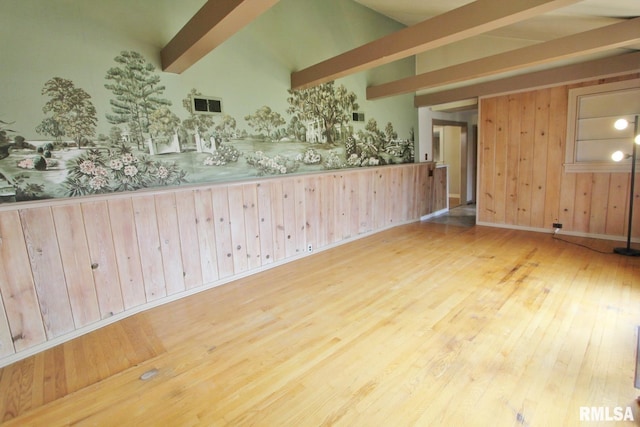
614 115 640 256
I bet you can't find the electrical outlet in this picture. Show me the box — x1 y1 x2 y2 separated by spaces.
307 244 313 253
552 223 563 229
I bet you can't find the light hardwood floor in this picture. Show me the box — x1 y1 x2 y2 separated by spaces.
1 221 639 426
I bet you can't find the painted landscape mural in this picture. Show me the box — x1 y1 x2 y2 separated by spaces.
0 50 414 204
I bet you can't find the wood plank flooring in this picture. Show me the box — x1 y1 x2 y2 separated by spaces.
0 222 639 426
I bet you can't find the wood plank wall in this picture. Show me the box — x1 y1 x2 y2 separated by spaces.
0 163 445 366
478 74 640 238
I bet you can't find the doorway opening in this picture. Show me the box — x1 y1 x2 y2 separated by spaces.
432 119 477 209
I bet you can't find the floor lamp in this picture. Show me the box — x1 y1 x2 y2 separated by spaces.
611 115 640 256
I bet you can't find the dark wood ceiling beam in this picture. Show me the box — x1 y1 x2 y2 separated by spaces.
368 17 640 100
290 0 581 90
414 51 640 107
161 0 279 74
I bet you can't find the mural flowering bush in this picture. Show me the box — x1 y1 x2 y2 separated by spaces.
323 150 346 169
297 147 322 165
245 151 299 175
203 144 241 166
346 153 380 167
63 145 187 196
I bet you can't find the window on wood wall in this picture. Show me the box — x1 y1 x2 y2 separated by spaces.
565 78 640 172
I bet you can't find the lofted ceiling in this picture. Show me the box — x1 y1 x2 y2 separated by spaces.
161 0 640 110
350 0 640 109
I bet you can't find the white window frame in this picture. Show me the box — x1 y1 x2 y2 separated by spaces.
564 78 640 173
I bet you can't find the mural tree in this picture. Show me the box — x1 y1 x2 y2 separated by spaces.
149 107 181 143
104 51 171 150
182 89 215 140
215 114 237 141
287 81 358 144
244 106 285 140
37 77 97 148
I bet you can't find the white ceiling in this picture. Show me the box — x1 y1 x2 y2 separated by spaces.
351 0 640 108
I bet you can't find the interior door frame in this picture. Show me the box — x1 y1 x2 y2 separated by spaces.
432 119 468 206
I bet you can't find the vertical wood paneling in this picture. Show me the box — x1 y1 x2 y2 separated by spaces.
478 97 496 223
434 167 448 212
0 211 45 352
359 170 373 233
493 96 509 224
211 187 234 279
605 174 629 236
318 174 333 247
293 177 306 254
517 91 535 226
572 174 593 233
132 196 167 302
51 205 100 328
270 180 287 261
373 171 387 229
420 163 436 216
256 182 275 265
0 163 438 367
530 88 550 228
589 174 610 235
81 202 124 319
334 173 350 240
558 172 576 230
193 189 219 284
174 191 203 289
281 179 297 258
505 94 521 225
305 176 319 251
544 86 568 227
228 185 248 274
348 171 360 237
242 184 261 270
0 293 13 358
154 193 186 296
20 208 75 339
479 77 640 237
108 198 146 309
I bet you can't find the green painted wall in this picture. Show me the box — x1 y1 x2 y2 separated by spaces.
0 0 417 202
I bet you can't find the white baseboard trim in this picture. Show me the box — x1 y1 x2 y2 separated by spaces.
475 221 640 243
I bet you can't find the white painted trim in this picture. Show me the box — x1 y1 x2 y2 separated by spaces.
420 208 449 221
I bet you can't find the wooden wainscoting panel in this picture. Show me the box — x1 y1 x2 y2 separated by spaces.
81 201 125 318
193 188 219 284
304 175 319 252
318 174 333 248
0 293 13 359
256 182 276 265
132 196 167 302
227 185 249 275
19 208 74 339
211 186 235 279
51 204 100 328
281 179 298 258
293 176 307 255
269 179 287 261
0 211 46 353
107 198 146 309
242 183 262 271
154 193 186 296
173 190 203 290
